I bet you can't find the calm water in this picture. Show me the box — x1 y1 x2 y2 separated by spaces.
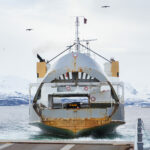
0 106 149 148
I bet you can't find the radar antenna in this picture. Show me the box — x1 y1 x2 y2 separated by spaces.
80 39 97 47
80 39 97 55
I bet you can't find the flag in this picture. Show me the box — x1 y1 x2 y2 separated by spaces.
84 18 87 24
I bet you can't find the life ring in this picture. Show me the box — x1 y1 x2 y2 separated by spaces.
84 86 88 91
66 86 71 91
90 96 96 102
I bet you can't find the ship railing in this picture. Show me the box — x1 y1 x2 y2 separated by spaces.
141 119 150 149
29 81 123 86
135 118 150 150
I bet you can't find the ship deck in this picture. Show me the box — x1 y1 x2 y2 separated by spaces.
0 140 134 150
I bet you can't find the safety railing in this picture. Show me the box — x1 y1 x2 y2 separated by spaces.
135 118 150 150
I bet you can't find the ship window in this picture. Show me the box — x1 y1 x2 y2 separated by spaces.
81 72 83 79
72 72 78 80
60 75 63 80
62 74 65 80
78 72 81 79
82 72 84 79
52 96 89 109
65 73 68 80
87 74 90 80
69 72 72 79
51 72 100 83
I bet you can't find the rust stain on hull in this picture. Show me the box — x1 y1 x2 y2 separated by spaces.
42 117 111 133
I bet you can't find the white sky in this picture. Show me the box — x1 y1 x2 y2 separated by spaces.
0 0 150 89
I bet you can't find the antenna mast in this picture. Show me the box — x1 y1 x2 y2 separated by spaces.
75 16 80 52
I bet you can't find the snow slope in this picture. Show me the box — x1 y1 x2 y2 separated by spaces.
0 76 30 106
124 82 150 106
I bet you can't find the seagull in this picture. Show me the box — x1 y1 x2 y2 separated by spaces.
26 28 33 31
101 5 110 8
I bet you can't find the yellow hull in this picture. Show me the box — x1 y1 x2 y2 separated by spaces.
42 116 111 133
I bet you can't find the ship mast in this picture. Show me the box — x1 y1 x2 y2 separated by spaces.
75 16 80 52
47 17 111 63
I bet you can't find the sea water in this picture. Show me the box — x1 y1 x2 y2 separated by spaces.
0 106 149 148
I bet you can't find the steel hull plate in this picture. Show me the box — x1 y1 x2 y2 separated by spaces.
31 121 124 138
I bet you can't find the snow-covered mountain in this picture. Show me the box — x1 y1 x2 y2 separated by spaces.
124 82 150 107
0 76 30 106
0 76 149 106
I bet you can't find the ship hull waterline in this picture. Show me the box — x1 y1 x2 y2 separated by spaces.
31 121 125 138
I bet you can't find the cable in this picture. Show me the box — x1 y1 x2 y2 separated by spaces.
79 43 111 63
47 43 76 63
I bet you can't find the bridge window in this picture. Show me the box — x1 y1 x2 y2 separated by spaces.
49 95 89 109
51 72 99 83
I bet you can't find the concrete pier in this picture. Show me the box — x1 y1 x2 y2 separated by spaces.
0 140 134 150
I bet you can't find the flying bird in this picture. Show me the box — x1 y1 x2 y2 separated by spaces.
101 5 110 8
26 28 33 31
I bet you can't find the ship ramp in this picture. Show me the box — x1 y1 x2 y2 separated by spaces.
0 140 134 150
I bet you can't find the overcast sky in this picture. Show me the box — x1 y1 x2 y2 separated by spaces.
0 0 150 90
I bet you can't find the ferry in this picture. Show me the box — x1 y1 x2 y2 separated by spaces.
29 17 125 137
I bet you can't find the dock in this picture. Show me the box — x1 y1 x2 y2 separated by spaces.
0 140 134 150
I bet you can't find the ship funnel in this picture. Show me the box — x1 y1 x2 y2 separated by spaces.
104 59 119 77
36 54 47 78
111 59 119 77
37 62 47 78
